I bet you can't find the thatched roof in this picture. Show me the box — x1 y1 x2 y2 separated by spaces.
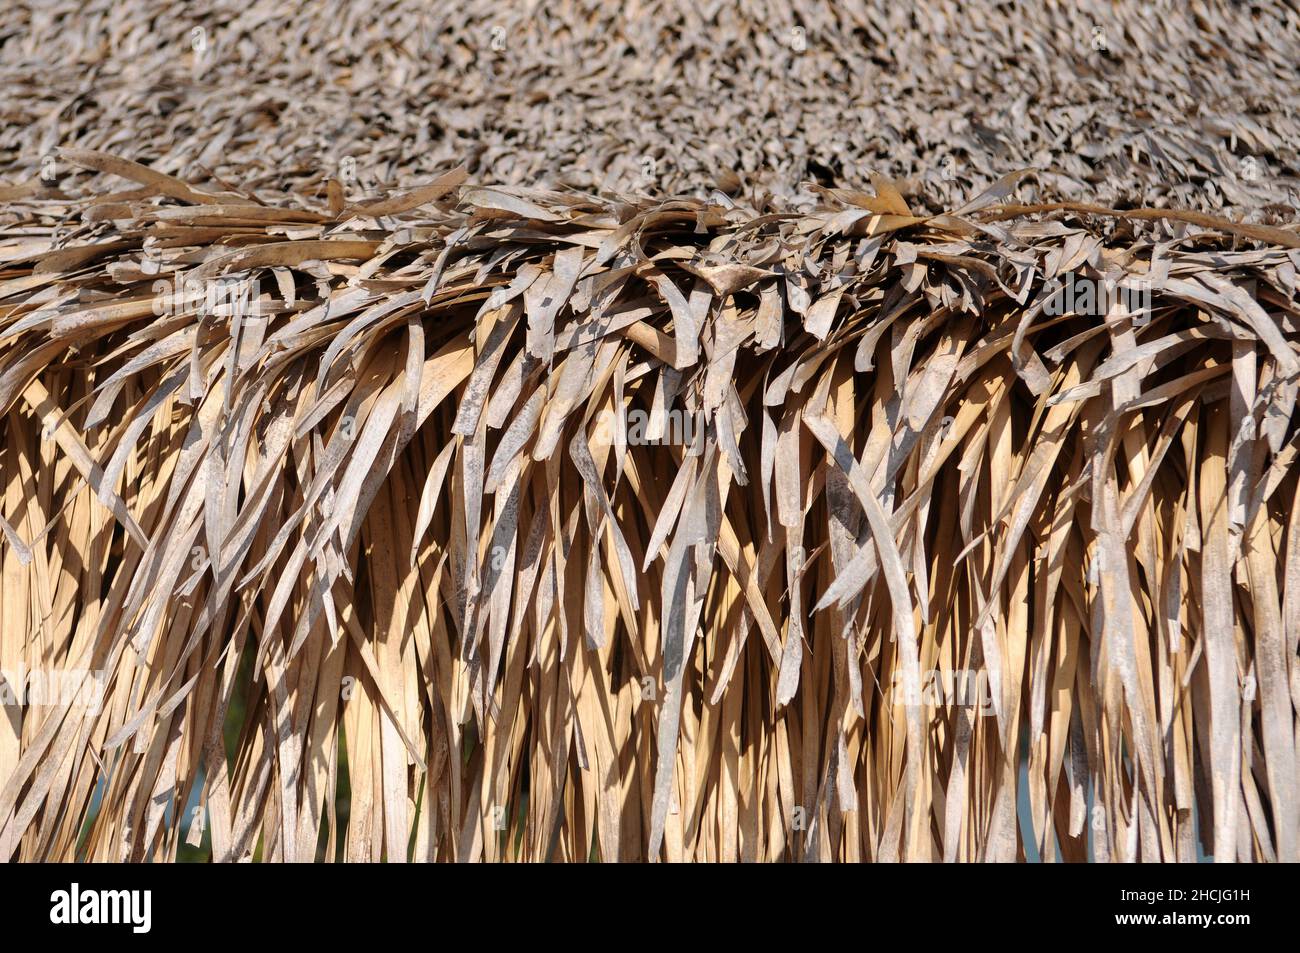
3 1 1299 213
1 147 1297 860
2 0 1299 863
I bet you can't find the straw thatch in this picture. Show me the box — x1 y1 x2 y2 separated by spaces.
0 147 1297 861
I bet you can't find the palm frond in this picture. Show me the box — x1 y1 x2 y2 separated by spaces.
0 155 1297 861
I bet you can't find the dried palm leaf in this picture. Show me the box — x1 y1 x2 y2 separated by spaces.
0 153 1297 863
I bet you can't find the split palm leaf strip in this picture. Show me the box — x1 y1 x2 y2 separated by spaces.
1 157 1298 862
4 1 1299 215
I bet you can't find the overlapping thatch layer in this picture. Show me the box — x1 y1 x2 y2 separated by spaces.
3 1 1299 214
1 154 1298 861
